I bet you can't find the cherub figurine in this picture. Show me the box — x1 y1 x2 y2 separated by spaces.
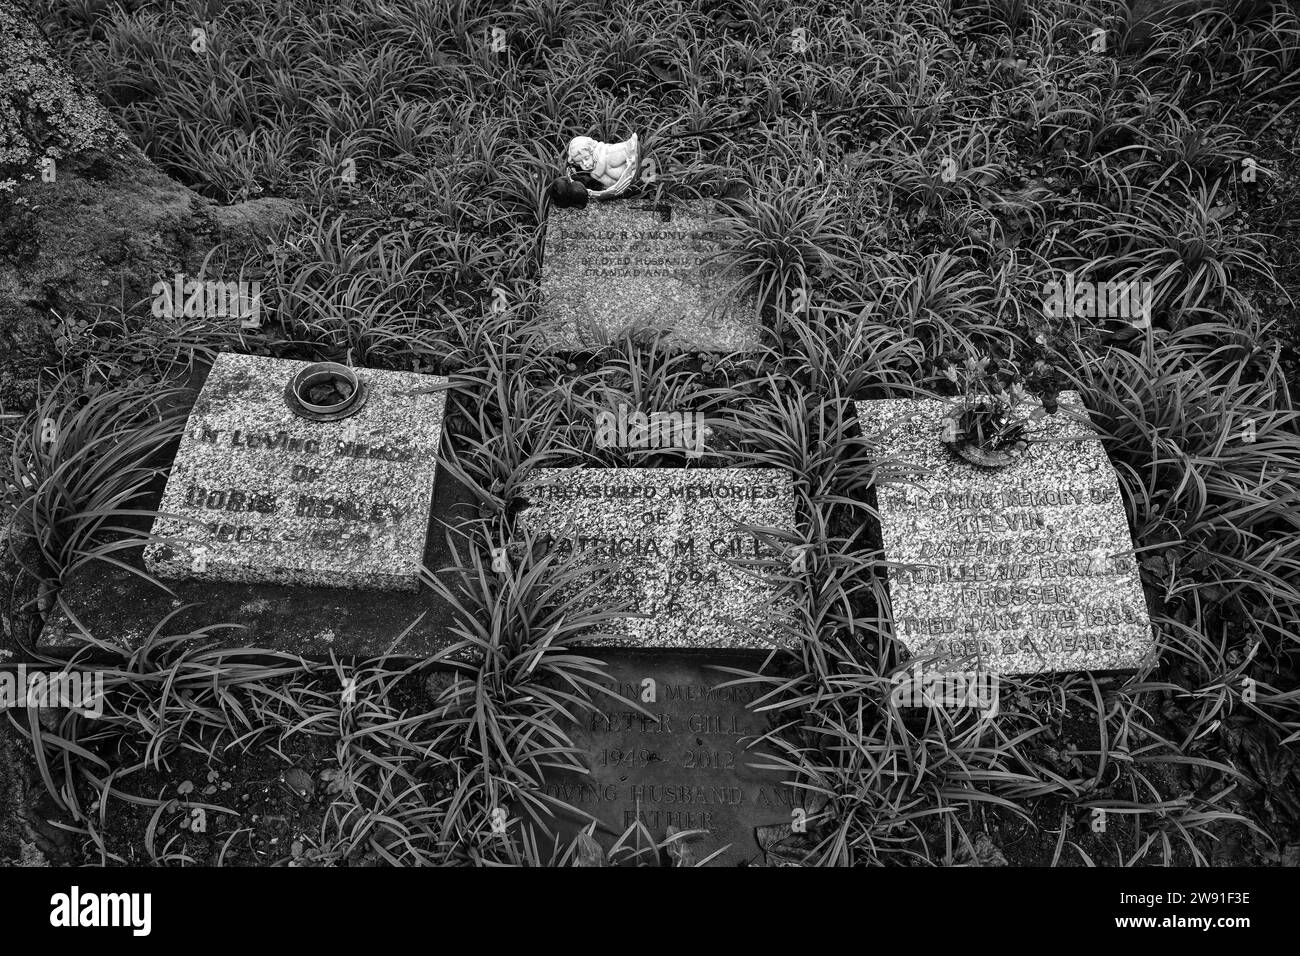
566 133 640 199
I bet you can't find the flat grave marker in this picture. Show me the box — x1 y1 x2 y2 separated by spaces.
856 391 1155 673
516 467 796 650
143 352 447 591
533 651 799 866
538 200 761 352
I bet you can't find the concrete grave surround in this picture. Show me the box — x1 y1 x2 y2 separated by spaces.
856 391 1155 674
143 353 447 591
516 467 796 650
538 200 761 351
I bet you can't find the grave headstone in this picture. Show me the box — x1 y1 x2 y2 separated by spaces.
516 467 796 650
538 200 761 352
143 352 447 591
533 651 799 867
857 391 1155 673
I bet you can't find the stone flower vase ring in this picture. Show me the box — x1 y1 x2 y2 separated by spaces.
286 360 368 422
940 397 1032 470
566 132 640 200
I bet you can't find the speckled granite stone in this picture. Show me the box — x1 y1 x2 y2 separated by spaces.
143 353 446 591
538 201 761 352
856 391 1155 674
516 468 795 649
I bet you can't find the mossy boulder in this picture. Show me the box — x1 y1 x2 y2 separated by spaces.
0 0 298 415
0 0 128 186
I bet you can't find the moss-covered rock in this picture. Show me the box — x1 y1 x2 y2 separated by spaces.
0 0 128 189
0 148 206 403
0 1 298 415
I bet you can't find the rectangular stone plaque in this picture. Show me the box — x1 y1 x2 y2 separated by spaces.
533 651 797 866
538 200 761 351
857 391 1155 674
143 352 446 591
516 468 795 649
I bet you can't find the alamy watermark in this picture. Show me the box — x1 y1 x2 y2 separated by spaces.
1 665 104 718
890 664 999 718
1042 275 1152 323
594 403 707 458
50 886 151 936
151 273 262 327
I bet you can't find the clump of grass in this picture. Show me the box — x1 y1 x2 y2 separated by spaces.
4 375 191 592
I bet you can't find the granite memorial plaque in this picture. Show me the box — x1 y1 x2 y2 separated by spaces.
534 651 798 866
516 468 795 650
538 200 761 351
856 391 1155 673
143 352 447 591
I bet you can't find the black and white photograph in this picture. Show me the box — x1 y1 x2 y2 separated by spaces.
0 0 1295 935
